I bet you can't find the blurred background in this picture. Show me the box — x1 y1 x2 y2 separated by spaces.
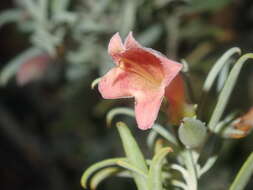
0 0 253 189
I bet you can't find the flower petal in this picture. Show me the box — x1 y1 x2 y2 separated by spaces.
124 32 141 49
108 33 124 58
120 48 164 84
134 90 164 130
160 58 182 85
143 47 183 86
165 74 185 124
98 65 159 99
165 74 196 125
98 67 132 99
98 65 165 130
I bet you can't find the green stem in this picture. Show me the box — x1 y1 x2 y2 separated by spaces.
184 149 198 190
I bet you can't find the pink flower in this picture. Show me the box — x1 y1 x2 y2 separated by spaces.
16 54 50 86
98 32 182 130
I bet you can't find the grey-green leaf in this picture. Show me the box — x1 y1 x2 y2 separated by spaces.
106 108 135 127
89 167 122 190
148 147 173 190
116 122 148 190
80 157 127 189
203 47 241 93
229 152 253 190
208 53 253 131
0 9 23 28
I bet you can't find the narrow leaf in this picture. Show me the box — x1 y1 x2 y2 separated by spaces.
90 167 121 190
0 9 23 28
147 130 158 149
203 47 241 92
148 147 173 190
154 139 165 155
119 0 137 35
199 155 218 177
23 0 41 21
38 0 48 21
116 122 148 190
171 164 190 185
198 47 240 117
209 53 253 131
152 124 179 146
106 108 134 127
80 157 127 189
116 160 148 178
171 180 188 190
216 61 230 92
229 152 253 190
91 77 101 89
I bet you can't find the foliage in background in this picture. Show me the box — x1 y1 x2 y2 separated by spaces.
1 0 253 190
0 0 234 86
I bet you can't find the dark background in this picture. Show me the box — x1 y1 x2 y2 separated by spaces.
0 0 253 189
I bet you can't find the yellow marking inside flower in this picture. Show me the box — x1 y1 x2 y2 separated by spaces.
119 57 162 86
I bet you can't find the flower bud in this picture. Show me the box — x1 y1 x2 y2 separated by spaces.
178 117 207 148
223 108 253 139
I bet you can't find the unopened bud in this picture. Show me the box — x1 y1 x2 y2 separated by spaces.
179 117 207 148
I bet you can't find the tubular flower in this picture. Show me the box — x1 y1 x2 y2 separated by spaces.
98 32 182 130
165 74 195 125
